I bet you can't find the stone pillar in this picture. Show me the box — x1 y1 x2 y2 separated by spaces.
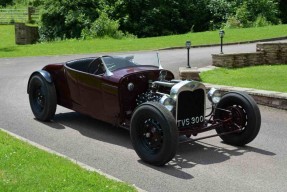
179 67 201 81
15 23 39 45
28 7 35 23
257 43 282 64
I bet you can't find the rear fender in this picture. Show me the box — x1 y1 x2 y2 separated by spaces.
27 70 53 93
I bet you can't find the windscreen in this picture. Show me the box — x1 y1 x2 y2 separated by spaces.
102 53 161 72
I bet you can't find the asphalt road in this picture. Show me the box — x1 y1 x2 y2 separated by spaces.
1 42 287 192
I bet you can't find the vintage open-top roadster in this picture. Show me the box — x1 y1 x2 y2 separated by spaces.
27 53 261 166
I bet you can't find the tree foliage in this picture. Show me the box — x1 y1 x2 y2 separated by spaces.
39 0 99 41
233 0 280 27
279 0 287 23
207 0 236 30
34 0 285 40
81 12 132 39
0 0 13 7
109 0 211 37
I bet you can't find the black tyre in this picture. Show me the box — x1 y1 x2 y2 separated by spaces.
130 102 178 166
28 74 57 121
215 92 261 146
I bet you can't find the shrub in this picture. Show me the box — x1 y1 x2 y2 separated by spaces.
81 12 130 39
253 15 272 27
233 0 280 28
224 16 242 29
90 12 121 38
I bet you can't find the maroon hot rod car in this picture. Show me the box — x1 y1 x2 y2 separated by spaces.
27 54 261 166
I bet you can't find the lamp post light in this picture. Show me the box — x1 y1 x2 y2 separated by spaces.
219 29 225 54
186 40 191 68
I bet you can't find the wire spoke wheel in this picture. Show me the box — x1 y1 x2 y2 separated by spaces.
223 105 248 132
215 92 261 146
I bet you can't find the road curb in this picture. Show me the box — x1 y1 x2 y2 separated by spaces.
158 36 287 50
204 83 287 110
0 128 146 192
193 66 287 110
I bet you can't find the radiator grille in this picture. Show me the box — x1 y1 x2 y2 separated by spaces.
177 89 205 128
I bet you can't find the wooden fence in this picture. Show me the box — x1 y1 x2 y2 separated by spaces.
0 7 39 24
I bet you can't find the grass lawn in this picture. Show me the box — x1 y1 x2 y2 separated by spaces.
200 65 287 93
0 24 287 58
0 130 136 192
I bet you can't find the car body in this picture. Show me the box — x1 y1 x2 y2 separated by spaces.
27 53 261 166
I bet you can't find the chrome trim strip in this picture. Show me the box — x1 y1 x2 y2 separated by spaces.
170 81 206 122
152 81 176 88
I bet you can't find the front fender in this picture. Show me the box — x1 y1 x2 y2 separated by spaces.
27 70 53 93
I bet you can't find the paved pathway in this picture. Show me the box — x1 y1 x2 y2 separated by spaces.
0 40 287 192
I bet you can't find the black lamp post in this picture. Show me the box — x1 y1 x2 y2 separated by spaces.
219 29 225 54
186 40 191 68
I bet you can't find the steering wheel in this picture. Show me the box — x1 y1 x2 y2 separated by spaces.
94 63 105 75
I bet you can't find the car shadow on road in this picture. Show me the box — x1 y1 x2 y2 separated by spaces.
42 112 132 149
43 111 276 180
141 138 276 179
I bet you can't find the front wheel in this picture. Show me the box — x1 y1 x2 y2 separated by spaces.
28 74 57 121
130 102 178 166
215 92 261 146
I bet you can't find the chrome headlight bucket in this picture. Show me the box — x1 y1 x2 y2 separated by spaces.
160 95 175 112
207 88 221 104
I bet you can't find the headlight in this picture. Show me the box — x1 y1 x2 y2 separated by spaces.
127 82 134 91
207 88 221 104
160 95 175 112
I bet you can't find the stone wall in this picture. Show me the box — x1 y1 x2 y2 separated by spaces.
15 23 39 45
257 43 287 64
212 42 287 67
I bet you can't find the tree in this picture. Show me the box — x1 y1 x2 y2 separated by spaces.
37 0 283 40
39 0 99 40
110 0 210 37
0 0 13 7
207 0 236 30
279 0 287 23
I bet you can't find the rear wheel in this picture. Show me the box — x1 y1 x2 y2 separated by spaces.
215 92 261 146
28 74 57 121
130 102 178 166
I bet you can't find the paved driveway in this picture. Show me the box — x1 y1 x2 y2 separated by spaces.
1 41 287 191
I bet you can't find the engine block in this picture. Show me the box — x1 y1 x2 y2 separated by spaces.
136 91 162 106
